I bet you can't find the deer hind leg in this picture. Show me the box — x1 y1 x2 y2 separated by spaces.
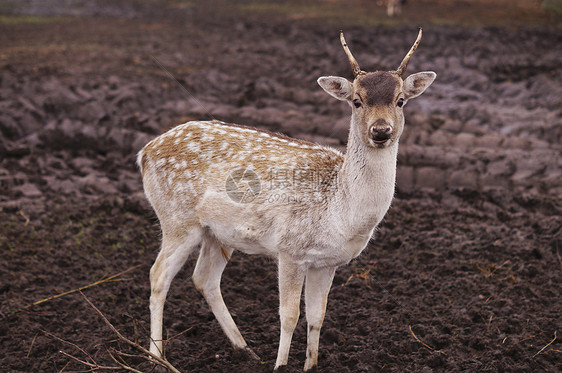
192 234 259 360
149 226 202 357
303 266 336 372
274 254 306 371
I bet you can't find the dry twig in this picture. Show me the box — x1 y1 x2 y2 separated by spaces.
344 261 377 289
57 360 70 373
48 293 182 372
59 350 120 371
476 259 510 276
44 330 98 367
26 333 38 358
18 210 30 226
409 325 447 355
167 327 194 345
10 265 141 315
107 349 144 373
533 331 557 358
512 331 543 346
80 292 182 373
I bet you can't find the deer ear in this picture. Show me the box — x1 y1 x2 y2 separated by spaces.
317 76 353 101
403 72 436 100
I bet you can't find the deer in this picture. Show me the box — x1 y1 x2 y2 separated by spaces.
137 29 435 371
378 0 403 16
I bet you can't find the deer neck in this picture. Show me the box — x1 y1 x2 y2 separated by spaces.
332 116 398 237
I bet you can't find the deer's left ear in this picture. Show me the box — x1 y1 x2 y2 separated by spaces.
403 72 436 100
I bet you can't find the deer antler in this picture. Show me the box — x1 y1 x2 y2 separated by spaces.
396 28 423 77
340 31 363 77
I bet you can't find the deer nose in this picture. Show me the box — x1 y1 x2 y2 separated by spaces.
369 119 392 143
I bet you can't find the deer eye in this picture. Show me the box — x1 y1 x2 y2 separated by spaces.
353 99 361 108
397 98 405 108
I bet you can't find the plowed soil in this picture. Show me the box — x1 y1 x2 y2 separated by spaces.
1 1 561 372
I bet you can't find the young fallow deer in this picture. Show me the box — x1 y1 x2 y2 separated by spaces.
384 0 403 16
138 29 435 371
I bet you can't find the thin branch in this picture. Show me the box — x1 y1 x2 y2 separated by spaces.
57 360 70 373
44 330 97 366
109 346 166 368
59 350 120 370
513 331 544 346
26 332 38 358
167 327 194 344
46 317 157 372
80 292 182 373
107 349 144 373
18 210 30 225
109 348 147 360
162 327 193 358
409 325 447 355
533 331 557 358
10 265 141 315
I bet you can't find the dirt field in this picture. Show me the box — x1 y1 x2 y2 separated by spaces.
0 1 561 372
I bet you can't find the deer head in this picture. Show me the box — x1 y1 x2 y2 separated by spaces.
318 29 436 149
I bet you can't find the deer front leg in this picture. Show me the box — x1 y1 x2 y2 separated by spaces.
274 254 306 371
303 266 336 371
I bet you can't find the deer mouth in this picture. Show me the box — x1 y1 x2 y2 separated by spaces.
372 137 390 144
369 125 393 146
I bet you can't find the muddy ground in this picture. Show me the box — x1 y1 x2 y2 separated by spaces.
0 1 561 372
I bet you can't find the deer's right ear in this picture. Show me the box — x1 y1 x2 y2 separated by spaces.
317 76 353 101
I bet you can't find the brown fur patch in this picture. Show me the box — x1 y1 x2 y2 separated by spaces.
221 247 231 262
358 71 399 106
140 152 149 175
139 120 344 202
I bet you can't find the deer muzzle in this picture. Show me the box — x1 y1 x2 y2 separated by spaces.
369 119 392 145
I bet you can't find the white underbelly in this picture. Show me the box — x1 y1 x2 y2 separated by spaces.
210 221 277 256
197 191 376 265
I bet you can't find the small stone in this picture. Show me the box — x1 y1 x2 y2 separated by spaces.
475 134 503 148
441 119 463 133
75 174 119 195
454 133 476 149
486 159 515 176
14 183 42 198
